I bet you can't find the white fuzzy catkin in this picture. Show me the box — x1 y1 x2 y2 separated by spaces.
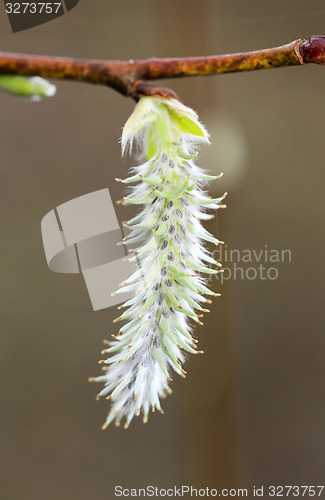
89 96 226 429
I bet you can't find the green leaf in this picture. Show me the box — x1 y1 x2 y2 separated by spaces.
146 125 157 159
169 109 205 137
0 75 56 100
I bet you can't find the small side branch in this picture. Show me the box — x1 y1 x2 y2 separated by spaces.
0 36 324 100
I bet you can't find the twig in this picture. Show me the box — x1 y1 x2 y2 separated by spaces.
0 36 324 101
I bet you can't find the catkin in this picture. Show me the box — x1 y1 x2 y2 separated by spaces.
89 97 226 429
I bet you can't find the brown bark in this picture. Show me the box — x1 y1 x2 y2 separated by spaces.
0 36 324 100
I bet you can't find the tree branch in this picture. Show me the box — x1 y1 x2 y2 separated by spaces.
0 36 324 101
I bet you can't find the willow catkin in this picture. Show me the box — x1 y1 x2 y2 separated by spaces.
89 96 226 429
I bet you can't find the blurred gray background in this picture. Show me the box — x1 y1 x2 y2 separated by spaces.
0 1 324 499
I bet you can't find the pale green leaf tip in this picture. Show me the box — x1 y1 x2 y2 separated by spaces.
121 95 209 157
0 75 56 100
